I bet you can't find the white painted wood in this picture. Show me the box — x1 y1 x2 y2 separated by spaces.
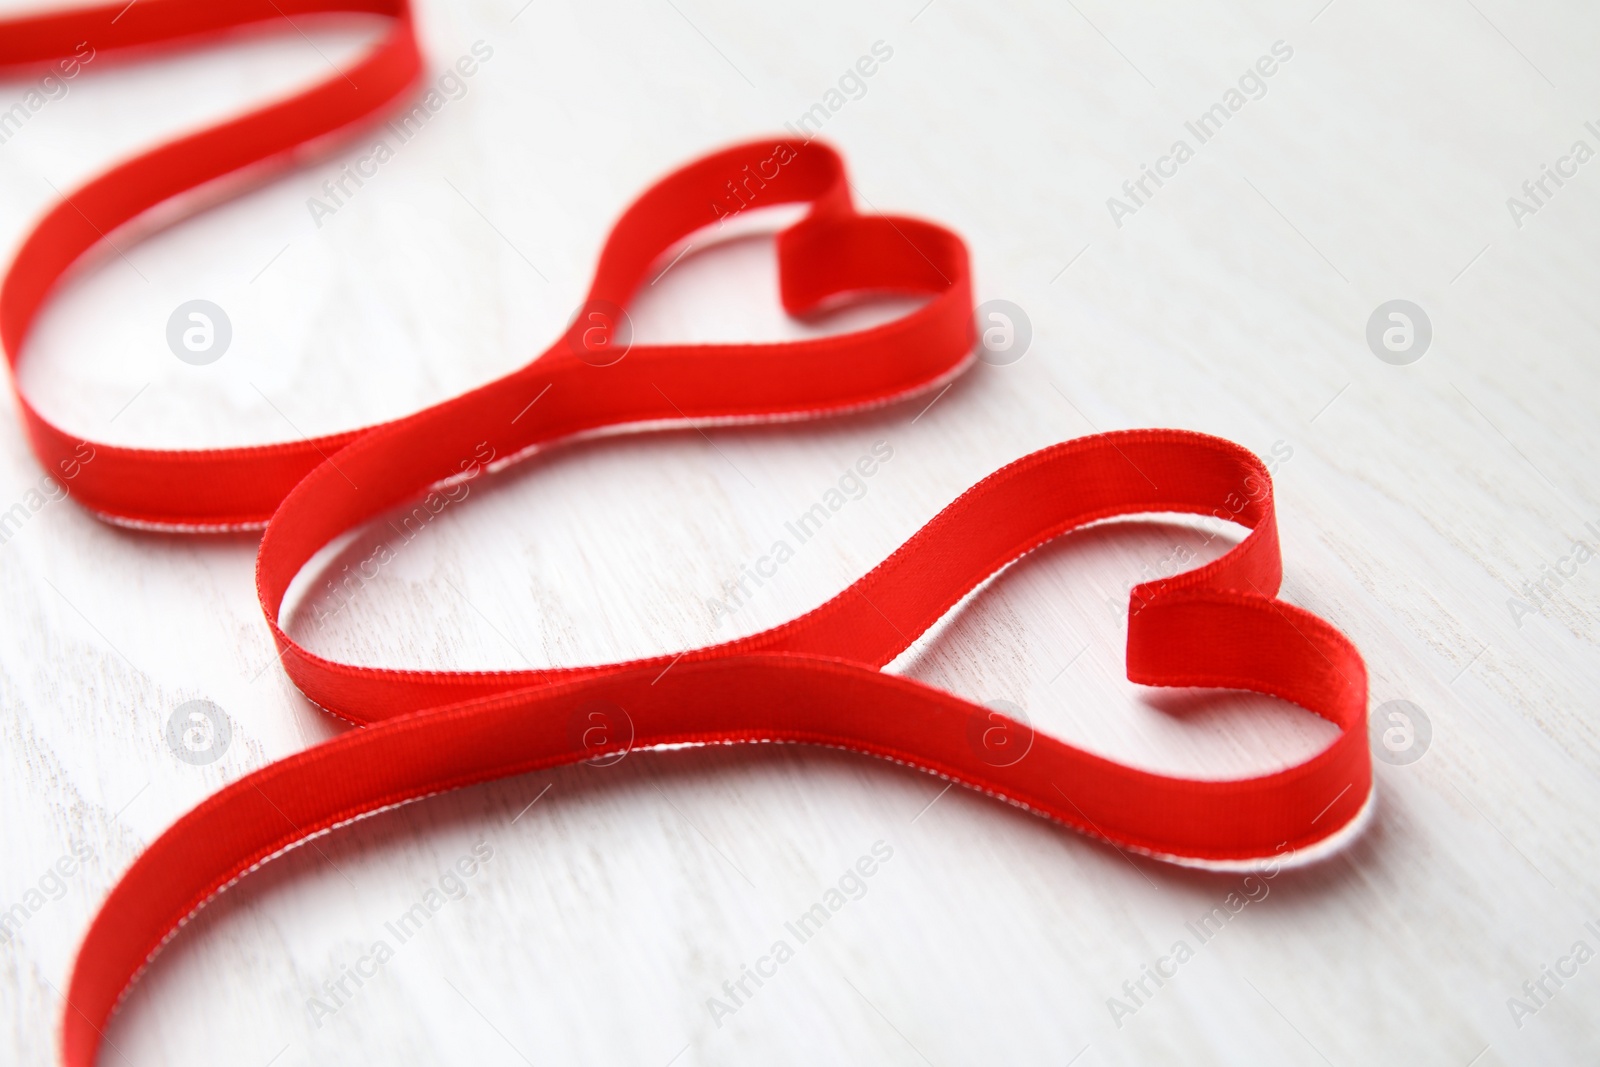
2 0 1598 1064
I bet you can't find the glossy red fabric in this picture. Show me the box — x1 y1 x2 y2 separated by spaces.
0 4 1371 1065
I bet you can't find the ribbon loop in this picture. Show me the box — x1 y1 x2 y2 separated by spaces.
1 0 422 529
579 139 852 313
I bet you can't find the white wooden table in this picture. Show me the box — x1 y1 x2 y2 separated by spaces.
2 0 1598 1063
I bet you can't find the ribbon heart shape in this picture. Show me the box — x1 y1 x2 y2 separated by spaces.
0 3 1372 1065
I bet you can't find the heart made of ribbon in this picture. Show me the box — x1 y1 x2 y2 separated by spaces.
0 4 1371 1065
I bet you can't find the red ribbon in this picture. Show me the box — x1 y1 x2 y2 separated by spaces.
0 3 1371 1064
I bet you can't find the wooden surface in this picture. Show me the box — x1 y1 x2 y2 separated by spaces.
3 0 1599 1063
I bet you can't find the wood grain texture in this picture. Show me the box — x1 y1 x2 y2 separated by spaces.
2 0 1598 1063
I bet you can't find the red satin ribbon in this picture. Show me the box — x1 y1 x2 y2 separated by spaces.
0 4 1371 1065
